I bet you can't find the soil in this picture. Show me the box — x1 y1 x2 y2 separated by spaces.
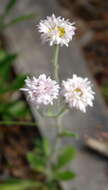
0 124 42 181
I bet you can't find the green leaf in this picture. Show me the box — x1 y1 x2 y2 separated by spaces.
0 100 18 113
0 50 7 61
2 114 13 121
102 86 108 97
10 75 26 90
0 52 17 66
0 62 11 82
0 52 17 81
59 130 78 139
55 146 76 169
0 100 25 120
4 13 37 28
0 100 28 120
0 52 17 64
27 152 45 172
7 101 29 118
0 75 27 94
5 0 17 15
0 179 42 190
55 170 76 181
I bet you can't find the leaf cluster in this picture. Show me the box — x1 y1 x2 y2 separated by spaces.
27 138 76 183
0 178 42 190
0 50 30 121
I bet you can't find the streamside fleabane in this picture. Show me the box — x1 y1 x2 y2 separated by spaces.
62 74 95 112
21 74 60 107
38 14 76 46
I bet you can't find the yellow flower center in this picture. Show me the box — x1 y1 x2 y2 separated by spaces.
57 27 65 37
48 27 65 37
74 88 83 97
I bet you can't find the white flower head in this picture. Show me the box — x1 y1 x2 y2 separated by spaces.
21 74 60 107
62 74 95 113
38 14 76 46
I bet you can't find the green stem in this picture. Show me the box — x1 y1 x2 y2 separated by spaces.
55 107 69 151
49 108 69 165
40 105 68 118
52 45 60 82
55 113 65 150
54 117 63 154
0 121 37 126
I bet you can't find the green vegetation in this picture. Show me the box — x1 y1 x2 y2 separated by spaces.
0 0 37 121
0 0 37 30
0 50 31 121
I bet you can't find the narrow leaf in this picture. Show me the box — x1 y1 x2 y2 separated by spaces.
55 170 76 181
5 0 17 14
4 13 37 28
59 130 78 138
0 179 42 190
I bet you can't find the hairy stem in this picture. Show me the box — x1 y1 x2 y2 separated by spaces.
54 112 65 152
52 45 60 82
50 108 69 164
40 105 68 118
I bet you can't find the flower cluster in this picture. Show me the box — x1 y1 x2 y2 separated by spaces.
21 14 95 113
62 75 95 112
21 74 95 113
38 14 76 46
21 74 59 107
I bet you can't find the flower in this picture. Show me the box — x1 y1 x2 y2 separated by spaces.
21 74 60 107
62 74 95 112
38 14 76 46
